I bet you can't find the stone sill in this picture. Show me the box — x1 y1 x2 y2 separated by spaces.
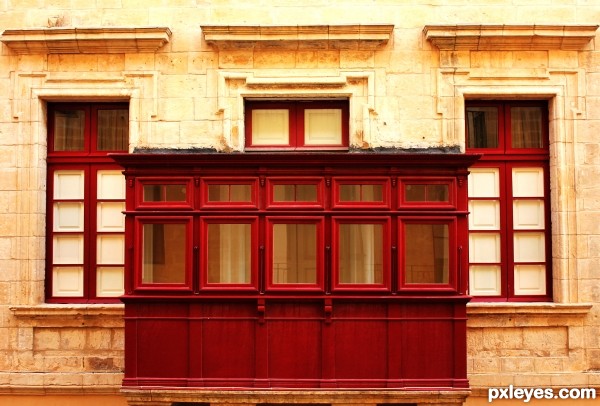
201 24 394 50
0 27 171 54
423 24 599 50
467 302 592 316
10 304 124 327
122 388 470 405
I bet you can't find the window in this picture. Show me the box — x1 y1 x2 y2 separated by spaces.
110 152 478 296
202 217 257 289
46 103 128 303
466 101 551 301
333 218 390 290
245 100 349 150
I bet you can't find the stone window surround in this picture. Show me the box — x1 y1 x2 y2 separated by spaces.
10 71 593 323
8 23 595 322
216 70 375 151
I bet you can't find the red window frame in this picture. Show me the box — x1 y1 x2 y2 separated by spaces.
266 177 325 209
114 154 477 298
201 178 259 209
136 177 194 209
398 217 457 292
399 178 456 209
46 102 128 303
332 177 391 209
466 100 551 301
331 216 391 292
134 216 194 292
200 217 259 291
244 100 350 150
265 217 325 292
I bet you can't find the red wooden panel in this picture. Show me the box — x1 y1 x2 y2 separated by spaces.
333 302 388 383
268 320 322 383
266 302 322 383
201 319 256 380
135 319 189 379
400 320 455 380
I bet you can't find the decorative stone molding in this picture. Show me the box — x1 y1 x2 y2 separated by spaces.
215 70 376 151
433 64 584 304
467 302 592 316
9 70 158 309
0 27 171 54
424 24 598 50
10 304 124 328
201 24 394 50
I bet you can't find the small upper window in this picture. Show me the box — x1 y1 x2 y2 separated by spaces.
245 100 349 150
465 101 547 152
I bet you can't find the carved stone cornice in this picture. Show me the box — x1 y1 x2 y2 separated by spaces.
424 24 598 51
0 27 171 54
201 24 394 50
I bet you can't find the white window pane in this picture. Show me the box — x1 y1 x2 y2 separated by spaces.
469 233 501 263
53 202 84 232
97 235 125 264
97 202 125 232
97 170 125 200
304 109 342 145
53 235 83 264
54 170 84 200
96 267 125 297
468 168 499 198
512 167 544 197
514 232 545 262
469 265 501 296
251 109 289 145
513 200 545 230
514 265 546 295
52 267 84 297
469 200 500 230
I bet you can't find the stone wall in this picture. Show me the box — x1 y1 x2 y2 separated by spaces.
0 1 598 405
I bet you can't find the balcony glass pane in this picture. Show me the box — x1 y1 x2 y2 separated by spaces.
142 223 186 284
207 223 251 284
338 223 383 284
404 223 449 284
272 223 317 284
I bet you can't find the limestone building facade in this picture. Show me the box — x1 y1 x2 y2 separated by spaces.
0 1 599 406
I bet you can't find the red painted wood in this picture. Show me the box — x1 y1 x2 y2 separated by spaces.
116 152 479 390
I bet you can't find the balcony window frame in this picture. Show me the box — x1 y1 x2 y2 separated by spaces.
200 216 259 291
399 217 458 292
265 216 325 292
134 216 194 293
